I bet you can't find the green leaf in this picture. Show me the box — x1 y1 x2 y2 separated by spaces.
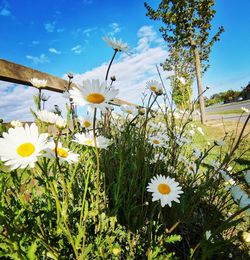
165 234 182 244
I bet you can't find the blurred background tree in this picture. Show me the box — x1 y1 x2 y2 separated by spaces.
145 0 224 123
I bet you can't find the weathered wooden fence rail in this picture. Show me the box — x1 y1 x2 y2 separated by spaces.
0 59 135 107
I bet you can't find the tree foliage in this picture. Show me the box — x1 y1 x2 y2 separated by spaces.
206 89 242 106
145 0 224 72
145 0 224 123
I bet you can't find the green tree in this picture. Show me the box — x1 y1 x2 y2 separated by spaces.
145 0 224 123
170 76 192 109
163 44 194 109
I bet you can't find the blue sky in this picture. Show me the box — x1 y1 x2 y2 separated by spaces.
0 0 250 121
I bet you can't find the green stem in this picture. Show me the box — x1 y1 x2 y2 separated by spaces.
36 161 79 259
105 50 118 81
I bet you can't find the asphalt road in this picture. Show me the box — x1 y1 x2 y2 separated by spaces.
205 100 250 112
204 100 250 122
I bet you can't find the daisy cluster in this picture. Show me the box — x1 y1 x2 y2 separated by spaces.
0 119 113 170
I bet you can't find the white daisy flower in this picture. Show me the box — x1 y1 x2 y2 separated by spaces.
148 122 159 131
36 110 66 129
177 76 186 85
10 120 23 128
103 36 129 52
215 139 225 146
120 105 138 116
187 162 197 174
30 78 47 89
241 107 249 113
173 111 181 119
44 141 79 164
220 170 235 187
188 129 195 136
74 133 111 149
69 79 119 111
0 123 48 170
147 175 183 207
210 160 220 169
55 116 67 129
79 115 93 129
145 80 163 95
193 147 201 158
148 134 166 148
197 127 204 136
242 231 250 243
150 153 165 164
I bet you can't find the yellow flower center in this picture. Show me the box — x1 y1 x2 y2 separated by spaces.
126 110 132 114
150 86 157 91
112 248 121 256
87 93 105 104
85 139 93 146
153 139 160 145
17 142 35 157
158 183 171 195
55 148 68 158
83 121 91 128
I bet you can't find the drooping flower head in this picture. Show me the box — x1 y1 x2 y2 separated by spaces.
147 175 183 207
0 123 48 170
241 107 249 113
146 80 163 95
44 141 79 164
103 36 129 52
74 133 111 149
215 139 225 146
69 79 119 111
36 110 66 129
120 105 138 116
30 78 47 89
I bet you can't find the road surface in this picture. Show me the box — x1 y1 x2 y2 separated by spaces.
205 100 250 122
205 100 250 113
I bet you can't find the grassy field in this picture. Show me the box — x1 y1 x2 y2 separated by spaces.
207 109 244 115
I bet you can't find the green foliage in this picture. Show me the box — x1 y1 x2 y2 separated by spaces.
0 101 249 258
145 0 224 72
206 89 242 106
145 0 225 123
170 76 192 109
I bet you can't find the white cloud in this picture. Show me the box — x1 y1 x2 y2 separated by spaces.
82 27 97 37
49 48 61 55
0 82 68 122
26 54 50 64
0 25 169 122
0 8 11 16
44 22 56 33
136 25 164 52
56 28 64 33
108 22 121 36
71 45 83 54
32 40 40 45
